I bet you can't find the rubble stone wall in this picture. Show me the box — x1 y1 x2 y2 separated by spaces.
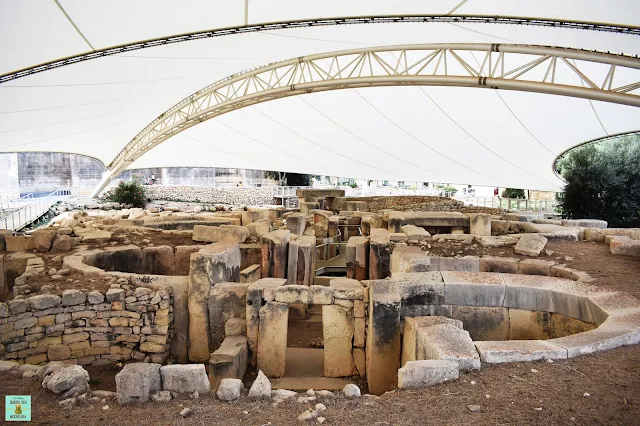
144 186 277 205
346 196 501 215
0 286 173 366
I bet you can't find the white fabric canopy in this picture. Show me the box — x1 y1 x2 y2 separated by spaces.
1 0 639 192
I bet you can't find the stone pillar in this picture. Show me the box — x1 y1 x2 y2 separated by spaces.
366 280 401 395
346 236 369 280
468 213 491 236
387 211 405 233
323 305 357 377
188 243 240 362
208 282 249 353
286 213 307 236
287 235 316 286
369 229 391 279
261 230 290 278
246 278 287 366
257 301 289 377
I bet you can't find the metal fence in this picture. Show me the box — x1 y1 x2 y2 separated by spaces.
0 189 72 231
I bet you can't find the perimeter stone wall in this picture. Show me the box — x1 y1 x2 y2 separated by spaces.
144 186 277 205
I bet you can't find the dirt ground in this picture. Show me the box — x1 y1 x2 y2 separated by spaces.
1 241 639 425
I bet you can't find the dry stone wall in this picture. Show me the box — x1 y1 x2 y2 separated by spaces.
0 285 173 366
144 186 277 205
346 196 501 215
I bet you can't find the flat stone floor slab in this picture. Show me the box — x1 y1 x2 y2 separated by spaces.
270 348 355 390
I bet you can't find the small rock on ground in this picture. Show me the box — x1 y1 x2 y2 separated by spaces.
180 408 192 418
343 384 361 397
468 405 481 412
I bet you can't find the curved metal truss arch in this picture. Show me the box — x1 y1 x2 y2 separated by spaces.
91 43 640 196
3 14 640 84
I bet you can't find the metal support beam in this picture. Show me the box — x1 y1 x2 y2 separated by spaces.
2 14 640 84
90 43 640 197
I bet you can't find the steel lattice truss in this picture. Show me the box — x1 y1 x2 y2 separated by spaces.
2 15 639 84
94 43 640 195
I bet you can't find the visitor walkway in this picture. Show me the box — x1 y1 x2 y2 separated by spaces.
0 189 71 231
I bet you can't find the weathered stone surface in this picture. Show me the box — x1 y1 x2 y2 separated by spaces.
248 370 271 398
115 363 162 404
402 316 463 366
274 285 309 304
160 364 210 394
323 305 356 377
393 272 444 317
330 278 364 300
261 230 290 279
366 280 401 395
479 256 519 274
369 229 391 279
518 259 555 276
29 294 62 310
346 236 370 280
209 336 248 391
46 365 89 394
342 383 361 397
474 340 567 363
247 220 270 238
105 288 124 302
475 235 519 248
151 391 172 402
216 378 243 401
587 291 640 326
81 230 112 243
417 324 480 372
62 289 86 306
142 245 175 275
225 317 247 336
48 345 71 361
503 274 563 312
390 245 431 273
561 219 607 229
610 236 640 257
208 282 248 352
398 360 459 389
192 225 250 244
240 264 261 284
257 302 288 377
6 235 36 252
246 278 285 366
174 245 207 275
550 281 599 323
309 286 334 304
285 213 306 236
0 360 19 371
451 306 510 341
434 256 480 272
388 211 469 232
87 290 105 304
32 229 58 252
442 271 505 306
287 235 316 286
468 213 491 237
188 243 240 362
509 309 551 340
401 225 431 242
514 234 548 256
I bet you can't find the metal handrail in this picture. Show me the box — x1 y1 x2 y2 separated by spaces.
0 188 72 231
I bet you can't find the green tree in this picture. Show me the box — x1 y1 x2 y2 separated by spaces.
557 134 640 227
263 170 312 186
501 188 525 199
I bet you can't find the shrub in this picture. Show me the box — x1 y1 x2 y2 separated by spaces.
501 188 525 199
557 134 640 227
104 181 147 208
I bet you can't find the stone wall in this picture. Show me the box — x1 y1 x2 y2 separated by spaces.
0 286 173 366
346 196 501 215
144 186 277 205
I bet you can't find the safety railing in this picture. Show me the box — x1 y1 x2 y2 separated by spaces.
0 189 72 231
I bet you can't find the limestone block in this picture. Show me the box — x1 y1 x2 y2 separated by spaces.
274 285 309 304
393 272 444 317
390 233 408 243
330 278 364 300
239 243 261 271
261 230 290 279
390 245 431 273
174 245 207 275
48 345 71 361
115 363 162 404
240 264 261 284
45 365 90 394
503 274 562 312
353 347 366 377
192 225 250 244
366 280 401 395
354 300 365 318
247 220 270 238
6 236 36 252
587 291 640 326
32 229 57 252
451 306 510 341
549 312 597 338
309 286 334 305
51 235 72 251
509 309 550 340
105 288 125 302
242 210 269 226
468 213 491 237
81 230 112 243
62 289 86 306
29 294 62 310
610 237 640 256
142 245 175 275
209 336 248 391
216 378 244 401
287 235 316 286
285 213 306 236
442 271 505 307
208 282 248 352
433 256 480 272
323 305 357 377
474 340 567 363
549 281 598 323
160 364 210 395
518 259 555 276
417 324 480 372
257 302 288 378
514 234 548 256
354 317 366 348
245 278 285 366
401 316 463 366
401 225 431 242
299 201 319 215
346 236 369 280
225 318 246 336
479 256 519 274
561 219 607 229
398 360 459 389
369 229 391 279
188 243 240 362
475 235 520 248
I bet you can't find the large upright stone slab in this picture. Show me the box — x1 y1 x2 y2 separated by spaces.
208 282 248 352
468 213 491 236
188 243 240 362
246 278 287 366
366 280 401 395
160 364 211 395
393 272 444 318
323 305 357 377
209 336 248 390
287 235 316 286
346 236 370 280
193 225 250 243
257 302 289 377
417 323 481 372
402 316 463 366
369 229 391 279
286 213 307 236
261 230 290 278
115 363 162 404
